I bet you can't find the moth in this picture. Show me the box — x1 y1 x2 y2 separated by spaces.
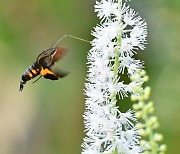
19 46 68 91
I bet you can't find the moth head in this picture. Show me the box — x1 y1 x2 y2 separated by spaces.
37 46 67 67
36 47 56 66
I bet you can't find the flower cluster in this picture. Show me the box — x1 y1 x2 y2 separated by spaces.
131 70 167 154
82 0 147 153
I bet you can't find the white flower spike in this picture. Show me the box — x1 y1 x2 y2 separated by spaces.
82 0 147 153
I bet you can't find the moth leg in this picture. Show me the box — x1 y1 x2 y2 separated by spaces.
32 75 42 83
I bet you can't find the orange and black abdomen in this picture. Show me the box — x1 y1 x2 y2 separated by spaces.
19 62 41 91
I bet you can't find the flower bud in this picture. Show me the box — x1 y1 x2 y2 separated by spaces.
159 144 167 152
153 133 163 142
140 129 147 137
144 87 151 100
135 111 143 119
143 75 149 82
136 123 145 129
131 95 138 101
132 104 139 110
140 70 146 76
138 101 144 108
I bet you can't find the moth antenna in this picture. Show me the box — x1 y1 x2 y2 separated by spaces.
53 34 90 47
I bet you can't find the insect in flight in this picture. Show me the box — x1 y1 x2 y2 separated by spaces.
19 35 89 91
19 38 69 91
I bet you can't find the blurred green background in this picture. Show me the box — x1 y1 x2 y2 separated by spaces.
0 0 179 154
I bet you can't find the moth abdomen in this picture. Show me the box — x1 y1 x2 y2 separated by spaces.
19 62 41 91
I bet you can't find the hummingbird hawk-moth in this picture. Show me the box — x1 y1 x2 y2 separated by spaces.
19 46 68 91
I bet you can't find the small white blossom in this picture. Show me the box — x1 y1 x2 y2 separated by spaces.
119 56 144 76
95 0 118 20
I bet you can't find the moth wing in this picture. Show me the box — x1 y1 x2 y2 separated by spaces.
40 68 69 80
53 69 69 78
52 47 68 63
44 73 59 80
36 47 67 67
